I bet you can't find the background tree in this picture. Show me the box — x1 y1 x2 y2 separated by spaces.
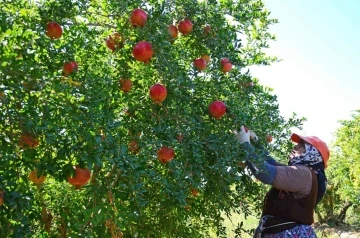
316 110 360 226
0 0 303 237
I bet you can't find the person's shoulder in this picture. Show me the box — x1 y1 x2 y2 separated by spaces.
278 164 312 177
289 164 311 171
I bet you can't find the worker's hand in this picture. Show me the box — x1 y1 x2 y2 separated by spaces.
250 131 259 143
233 126 258 144
234 125 250 144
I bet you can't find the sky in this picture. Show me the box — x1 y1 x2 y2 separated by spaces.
248 0 360 145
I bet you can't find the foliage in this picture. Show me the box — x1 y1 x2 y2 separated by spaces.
0 0 302 237
316 110 360 225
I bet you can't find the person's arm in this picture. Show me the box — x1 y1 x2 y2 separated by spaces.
245 159 312 195
245 159 276 184
272 165 312 195
234 128 278 184
234 126 311 194
241 142 284 184
265 156 286 166
234 126 284 184
257 144 287 166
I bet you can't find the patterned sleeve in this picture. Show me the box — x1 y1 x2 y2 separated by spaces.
272 165 312 196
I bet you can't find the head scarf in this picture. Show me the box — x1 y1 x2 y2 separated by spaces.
289 142 327 205
289 143 324 167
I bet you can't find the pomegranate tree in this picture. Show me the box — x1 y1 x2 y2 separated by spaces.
0 1 304 237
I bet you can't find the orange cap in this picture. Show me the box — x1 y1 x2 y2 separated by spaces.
291 133 330 168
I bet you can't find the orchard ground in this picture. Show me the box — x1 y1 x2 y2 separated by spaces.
210 211 360 237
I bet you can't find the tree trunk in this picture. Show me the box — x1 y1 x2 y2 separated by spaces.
337 201 352 222
315 208 324 223
328 190 334 215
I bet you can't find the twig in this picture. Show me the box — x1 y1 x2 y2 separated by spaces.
63 21 117 29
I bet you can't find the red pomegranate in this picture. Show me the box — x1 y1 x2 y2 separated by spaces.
149 83 167 103
133 41 154 63
67 166 91 189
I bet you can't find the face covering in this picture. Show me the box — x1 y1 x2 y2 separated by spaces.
289 143 323 167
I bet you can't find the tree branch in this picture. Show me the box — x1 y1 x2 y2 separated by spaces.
63 21 117 29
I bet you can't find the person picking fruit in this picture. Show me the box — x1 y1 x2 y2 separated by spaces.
234 126 329 238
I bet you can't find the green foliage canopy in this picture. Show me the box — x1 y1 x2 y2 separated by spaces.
0 0 302 237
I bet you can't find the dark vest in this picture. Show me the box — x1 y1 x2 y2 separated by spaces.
262 168 318 224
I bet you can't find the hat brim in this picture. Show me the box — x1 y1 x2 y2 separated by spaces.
291 133 302 143
291 133 312 145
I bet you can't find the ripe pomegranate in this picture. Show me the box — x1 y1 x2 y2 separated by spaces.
119 79 132 92
0 190 4 206
128 140 140 154
133 41 154 63
29 169 46 185
67 166 91 189
106 32 124 52
220 58 230 65
178 19 193 35
45 22 62 39
168 24 178 39
149 83 167 103
22 81 36 91
221 62 232 73
220 58 232 72
99 130 106 141
157 146 175 163
128 130 141 138
106 36 116 52
124 108 133 117
238 162 246 168
203 24 211 35
193 58 207 71
209 100 226 119
191 188 199 197
266 134 273 143
63 62 78 75
19 133 39 149
242 81 255 87
177 133 184 143
201 54 210 63
130 9 147 27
